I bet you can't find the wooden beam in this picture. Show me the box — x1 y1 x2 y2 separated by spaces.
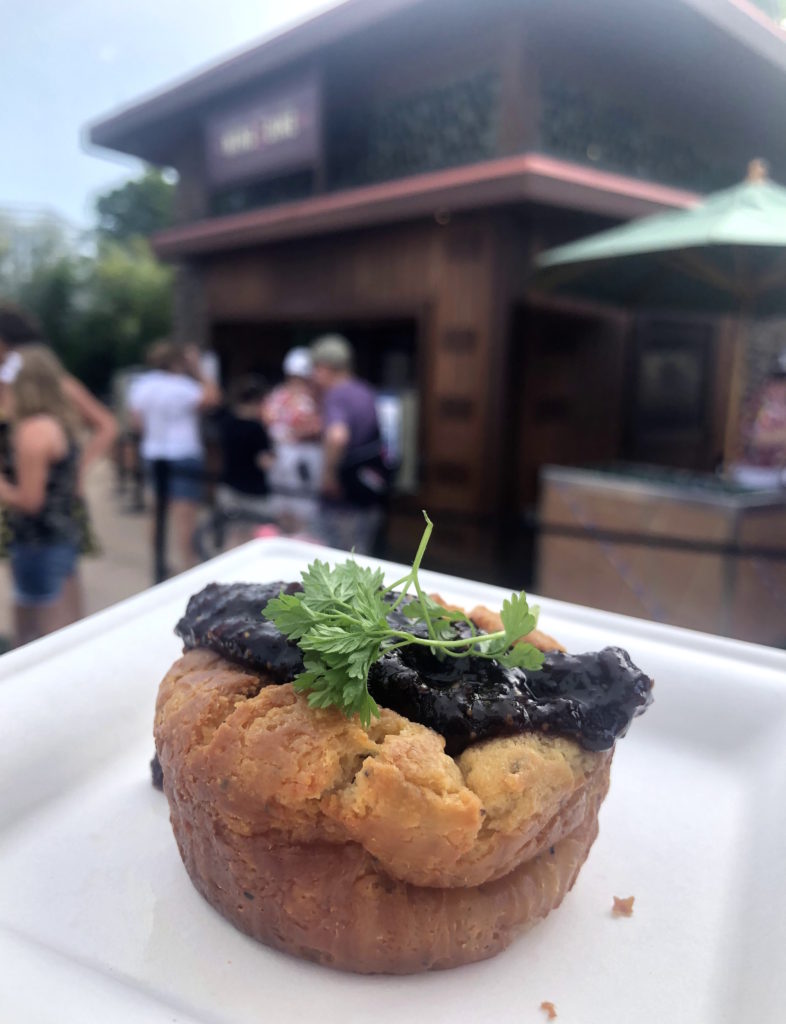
152 153 699 258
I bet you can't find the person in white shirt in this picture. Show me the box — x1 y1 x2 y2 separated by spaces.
129 341 220 580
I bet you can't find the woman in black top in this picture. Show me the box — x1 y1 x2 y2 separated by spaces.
0 346 80 645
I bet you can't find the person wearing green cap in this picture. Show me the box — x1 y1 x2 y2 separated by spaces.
310 334 389 553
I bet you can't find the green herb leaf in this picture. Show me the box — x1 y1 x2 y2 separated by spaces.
262 512 546 724
496 643 545 671
261 592 316 640
499 592 540 647
298 624 377 656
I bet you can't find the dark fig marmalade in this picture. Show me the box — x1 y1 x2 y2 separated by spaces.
176 581 305 682
175 582 653 756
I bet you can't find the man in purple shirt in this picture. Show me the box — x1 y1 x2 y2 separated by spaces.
310 334 387 553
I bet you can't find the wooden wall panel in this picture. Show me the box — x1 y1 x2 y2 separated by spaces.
420 219 496 514
201 213 500 522
203 222 437 320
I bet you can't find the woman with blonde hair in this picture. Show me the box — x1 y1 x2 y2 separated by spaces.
0 345 82 644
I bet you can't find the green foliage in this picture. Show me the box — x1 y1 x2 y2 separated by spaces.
0 169 174 396
263 513 544 725
63 238 173 394
18 255 80 354
0 210 75 301
95 168 175 242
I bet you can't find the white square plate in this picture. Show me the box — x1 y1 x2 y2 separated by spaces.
1 538 785 1023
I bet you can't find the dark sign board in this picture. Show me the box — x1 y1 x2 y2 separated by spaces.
205 73 320 188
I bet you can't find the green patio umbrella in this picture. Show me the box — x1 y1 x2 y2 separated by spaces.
533 160 786 463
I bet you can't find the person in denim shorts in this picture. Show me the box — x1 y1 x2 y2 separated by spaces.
129 341 220 581
0 346 81 646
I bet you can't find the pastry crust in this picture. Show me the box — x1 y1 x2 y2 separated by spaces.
155 630 612 972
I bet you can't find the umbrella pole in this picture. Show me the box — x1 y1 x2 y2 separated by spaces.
721 307 750 472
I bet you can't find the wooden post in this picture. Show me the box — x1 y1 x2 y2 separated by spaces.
721 310 750 470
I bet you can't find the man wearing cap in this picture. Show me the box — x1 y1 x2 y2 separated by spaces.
310 334 388 553
262 347 323 533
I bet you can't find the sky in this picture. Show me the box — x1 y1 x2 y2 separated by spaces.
0 0 333 227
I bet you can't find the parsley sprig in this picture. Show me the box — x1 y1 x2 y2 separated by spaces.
262 512 544 725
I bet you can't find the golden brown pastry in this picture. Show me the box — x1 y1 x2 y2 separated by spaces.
154 569 654 974
155 642 611 972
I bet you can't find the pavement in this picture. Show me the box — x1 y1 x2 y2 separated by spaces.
1 460 157 646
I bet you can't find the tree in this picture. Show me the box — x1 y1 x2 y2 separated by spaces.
17 253 81 356
95 167 175 242
0 169 175 396
69 237 173 394
2 236 172 396
0 208 77 299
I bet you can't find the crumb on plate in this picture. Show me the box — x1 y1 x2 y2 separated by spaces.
612 895 635 917
540 1001 557 1020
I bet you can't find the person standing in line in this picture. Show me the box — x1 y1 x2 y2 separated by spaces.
0 305 117 621
214 375 274 540
309 334 389 554
113 368 147 513
0 347 82 645
128 340 220 581
262 347 323 534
